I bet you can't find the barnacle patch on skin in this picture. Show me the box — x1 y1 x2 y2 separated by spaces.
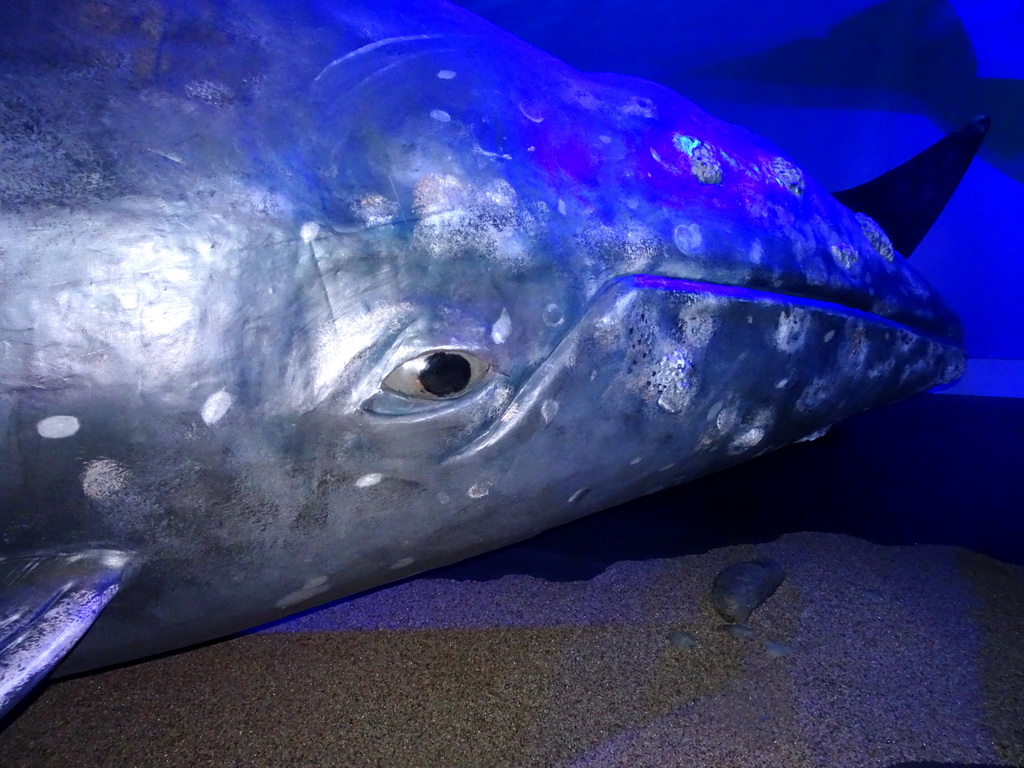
676 297 718 347
770 157 804 197
82 459 130 500
729 408 775 453
184 79 234 105
412 175 533 262
830 243 859 270
412 174 471 217
854 212 895 262
672 134 701 156
577 222 661 272
353 193 399 226
774 309 809 352
651 348 695 414
667 134 723 184
690 144 723 185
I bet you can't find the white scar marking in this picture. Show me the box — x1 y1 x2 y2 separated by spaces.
568 488 588 503
355 473 383 488
468 482 491 498
491 308 512 344
37 416 80 439
275 576 330 609
437 70 457 79
299 221 320 242
200 391 233 425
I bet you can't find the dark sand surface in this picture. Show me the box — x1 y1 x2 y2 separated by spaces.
1 532 1021 767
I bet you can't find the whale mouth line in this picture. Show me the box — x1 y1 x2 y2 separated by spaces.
624 274 962 349
444 272 961 464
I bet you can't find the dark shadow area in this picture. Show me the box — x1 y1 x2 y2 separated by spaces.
689 0 1024 184
426 393 1024 582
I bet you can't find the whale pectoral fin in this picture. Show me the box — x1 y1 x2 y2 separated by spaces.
0 549 131 719
832 115 991 257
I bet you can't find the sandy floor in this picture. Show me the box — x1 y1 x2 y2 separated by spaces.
1 532 1021 767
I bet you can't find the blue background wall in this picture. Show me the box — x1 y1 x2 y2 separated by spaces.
457 0 1024 395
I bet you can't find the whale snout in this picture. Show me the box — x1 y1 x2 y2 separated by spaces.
448 274 962 514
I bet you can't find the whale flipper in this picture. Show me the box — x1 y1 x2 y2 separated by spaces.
0 550 130 719
833 115 991 257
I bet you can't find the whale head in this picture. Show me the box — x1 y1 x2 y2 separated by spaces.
0 0 964 690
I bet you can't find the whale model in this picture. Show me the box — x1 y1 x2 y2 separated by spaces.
0 0 981 717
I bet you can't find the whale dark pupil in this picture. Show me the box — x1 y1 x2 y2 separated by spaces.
419 352 472 397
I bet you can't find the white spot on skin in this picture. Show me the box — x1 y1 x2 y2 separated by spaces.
200 391 233 425
630 456 642 466
81 459 129 500
776 378 790 389
390 557 415 570
824 330 836 342
437 70 457 79
468 482 491 498
430 109 451 122
299 221 320 243
355 473 383 488
599 135 612 144
437 492 450 504
775 310 808 352
568 488 589 504
491 308 512 344
728 408 774 453
275 576 330 609
797 427 830 443
731 426 765 451
37 416 80 439
716 403 738 432
557 199 567 216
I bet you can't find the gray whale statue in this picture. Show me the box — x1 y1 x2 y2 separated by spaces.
0 0 974 716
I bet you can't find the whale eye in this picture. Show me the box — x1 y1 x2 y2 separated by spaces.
382 350 491 399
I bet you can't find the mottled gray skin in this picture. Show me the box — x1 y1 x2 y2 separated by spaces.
0 0 964 676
